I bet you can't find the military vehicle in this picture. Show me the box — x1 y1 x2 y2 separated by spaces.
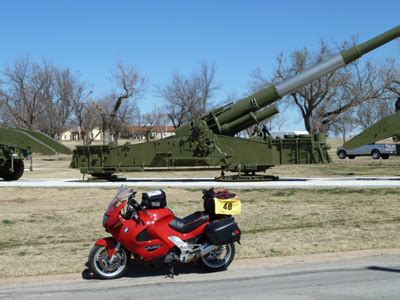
343 96 400 151
0 127 72 180
70 26 400 181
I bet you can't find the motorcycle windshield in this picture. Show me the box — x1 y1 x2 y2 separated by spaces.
107 185 133 212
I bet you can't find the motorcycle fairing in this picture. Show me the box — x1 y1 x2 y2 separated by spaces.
109 207 209 261
95 237 118 258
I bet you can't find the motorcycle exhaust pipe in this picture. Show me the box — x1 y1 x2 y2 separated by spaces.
200 244 219 257
168 236 218 259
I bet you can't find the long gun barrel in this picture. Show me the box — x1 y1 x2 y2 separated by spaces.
189 26 400 136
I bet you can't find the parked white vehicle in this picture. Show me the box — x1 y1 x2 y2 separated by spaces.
337 144 397 160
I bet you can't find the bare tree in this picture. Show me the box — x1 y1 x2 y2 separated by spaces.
265 113 287 132
0 57 88 139
141 107 168 127
157 62 219 128
0 57 52 129
353 98 393 130
94 61 146 144
250 39 388 134
38 68 88 139
0 95 11 126
346 60 399 132
330 111 355 142
383 58 400 98
139 106 169 138
110 94 140 142
73 99 101 145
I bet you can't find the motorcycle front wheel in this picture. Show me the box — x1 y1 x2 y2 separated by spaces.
88 245 129 279
199 242 235 272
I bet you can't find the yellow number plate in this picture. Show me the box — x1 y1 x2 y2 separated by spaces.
214 197 241 215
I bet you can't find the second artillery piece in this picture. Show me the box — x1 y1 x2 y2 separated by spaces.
70 26 400 181
0 127 72 180
343 97 400 154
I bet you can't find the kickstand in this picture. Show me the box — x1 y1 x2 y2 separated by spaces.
167 263 175 279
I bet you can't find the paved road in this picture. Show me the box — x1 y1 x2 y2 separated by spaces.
2 176 400 189
1 254 399 299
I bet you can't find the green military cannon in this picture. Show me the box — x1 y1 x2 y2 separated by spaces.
70 26 400 180
343 104 400 151
0 127 72 180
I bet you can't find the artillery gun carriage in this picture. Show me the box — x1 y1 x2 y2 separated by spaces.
0 127 72 180
70 26 400 181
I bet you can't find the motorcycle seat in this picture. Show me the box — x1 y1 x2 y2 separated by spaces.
169 211 209 234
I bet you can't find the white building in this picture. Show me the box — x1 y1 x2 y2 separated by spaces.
61 128 102 141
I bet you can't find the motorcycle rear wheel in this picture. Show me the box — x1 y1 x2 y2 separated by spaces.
199 242 235 272
89 245 129 279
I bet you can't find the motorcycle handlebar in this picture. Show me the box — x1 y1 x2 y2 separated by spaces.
127 194 151 218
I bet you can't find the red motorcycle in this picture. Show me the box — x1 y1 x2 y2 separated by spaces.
88 185 241 279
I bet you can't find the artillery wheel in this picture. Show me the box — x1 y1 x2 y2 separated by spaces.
0 160 25 181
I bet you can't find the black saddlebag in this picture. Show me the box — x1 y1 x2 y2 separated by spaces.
205 217 241 246
141 190 167 208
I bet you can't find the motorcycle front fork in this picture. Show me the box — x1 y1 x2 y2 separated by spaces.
108 242 121 264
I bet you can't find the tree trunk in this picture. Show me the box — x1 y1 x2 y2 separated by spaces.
342 129 346 143
303 112 313 133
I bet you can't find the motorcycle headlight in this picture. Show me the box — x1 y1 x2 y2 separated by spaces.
102 214 109 227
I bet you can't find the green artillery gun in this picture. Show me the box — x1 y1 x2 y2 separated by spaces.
343 99 400 152
70 26 400 181
0 128 72 180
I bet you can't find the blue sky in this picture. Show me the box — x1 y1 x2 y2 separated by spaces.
0 1 399 130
